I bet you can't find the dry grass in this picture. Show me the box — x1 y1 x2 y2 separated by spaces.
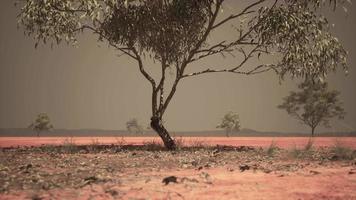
330 141 355 160
266 140 279 157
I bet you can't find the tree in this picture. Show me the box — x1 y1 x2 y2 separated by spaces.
217 111 240 137
126 118 144 134
28 113 54 137
17 0 348 149
278 80 346 136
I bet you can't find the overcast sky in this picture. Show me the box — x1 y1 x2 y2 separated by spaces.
0 1 355 133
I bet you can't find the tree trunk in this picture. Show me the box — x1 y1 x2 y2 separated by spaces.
311 127 316 137
37 131 40 137
150 116 176 150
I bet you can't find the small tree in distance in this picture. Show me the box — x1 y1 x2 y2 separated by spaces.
126 118 144 134
217 112 241 137
278 80 346 136
28 113 54 137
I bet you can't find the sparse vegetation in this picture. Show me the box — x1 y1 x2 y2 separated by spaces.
279 80 346 136
17 0 348 149
61 137 78 153
266 141 279 157
126 118 145 134
1 143 355 194
28 113 54 137
217 112 240 137
330 141 355 160
289 140 315 159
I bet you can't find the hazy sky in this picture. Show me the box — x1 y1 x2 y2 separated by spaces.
0 1 355 133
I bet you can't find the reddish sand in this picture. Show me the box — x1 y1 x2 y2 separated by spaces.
1 166 355 200
0 136 355 148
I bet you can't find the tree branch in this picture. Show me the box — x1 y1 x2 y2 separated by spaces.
77 25 137 60
212 0 267 29
181 64 276 79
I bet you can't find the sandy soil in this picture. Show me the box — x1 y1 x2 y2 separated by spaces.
1 143 356 200
1 136 356 148
1 166 355 200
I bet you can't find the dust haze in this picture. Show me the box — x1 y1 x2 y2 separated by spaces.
0 1 355 133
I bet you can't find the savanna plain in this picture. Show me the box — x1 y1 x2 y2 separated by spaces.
0 136 356 200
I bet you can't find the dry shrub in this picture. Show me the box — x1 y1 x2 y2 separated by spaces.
266 140 279 157
330 141 355 160
61 137 77 153
142 139 164 151
189 138 208 148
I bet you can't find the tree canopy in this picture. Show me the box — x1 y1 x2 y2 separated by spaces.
278 80 345 136
28 113 54 137
126 118 144 134
217 111 240 137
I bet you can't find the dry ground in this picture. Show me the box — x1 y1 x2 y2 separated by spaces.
0 140 356 200
1 136 356 148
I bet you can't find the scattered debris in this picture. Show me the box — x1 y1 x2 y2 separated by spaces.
162 176 178 185
105 189 119 196
239 164 250 172
199 172 212 184
348 169 356 175
310 170 321 175
181 177 199 183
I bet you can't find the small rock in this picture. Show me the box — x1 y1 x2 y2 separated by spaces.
106 189 119 196
310 170 321 175
227 167 234 172
239 164 250 172
162 176 178 185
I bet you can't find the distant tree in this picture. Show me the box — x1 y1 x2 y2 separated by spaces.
126 118 144 134
278 80 346 136
217 111 241 137
17 0 348 149
28 113 54 137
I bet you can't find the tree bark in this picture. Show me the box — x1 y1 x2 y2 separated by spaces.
311 127 316 137
150 116 176 150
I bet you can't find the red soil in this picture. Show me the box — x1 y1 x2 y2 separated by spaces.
1 166 355 200
0 136 355 148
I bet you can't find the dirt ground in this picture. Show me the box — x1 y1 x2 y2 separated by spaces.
1 136 356 148
0 142 356 200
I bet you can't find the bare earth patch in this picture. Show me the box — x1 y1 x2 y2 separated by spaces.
1 136 356 148
0 143 356 200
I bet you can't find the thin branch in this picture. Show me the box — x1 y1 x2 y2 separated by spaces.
157 59 167 112
211 0 266 30
181 64 277 79
130 47 156 88
181 0 223 73
77 25 137 60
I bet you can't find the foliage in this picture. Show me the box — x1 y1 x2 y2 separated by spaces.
289 139 315 159
217 111 240 137
330 141 355 160
126 118 144 134
266 140 279 156
254 0 348 78
28 113 54 137
17 0 349 148
278 80 345 136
